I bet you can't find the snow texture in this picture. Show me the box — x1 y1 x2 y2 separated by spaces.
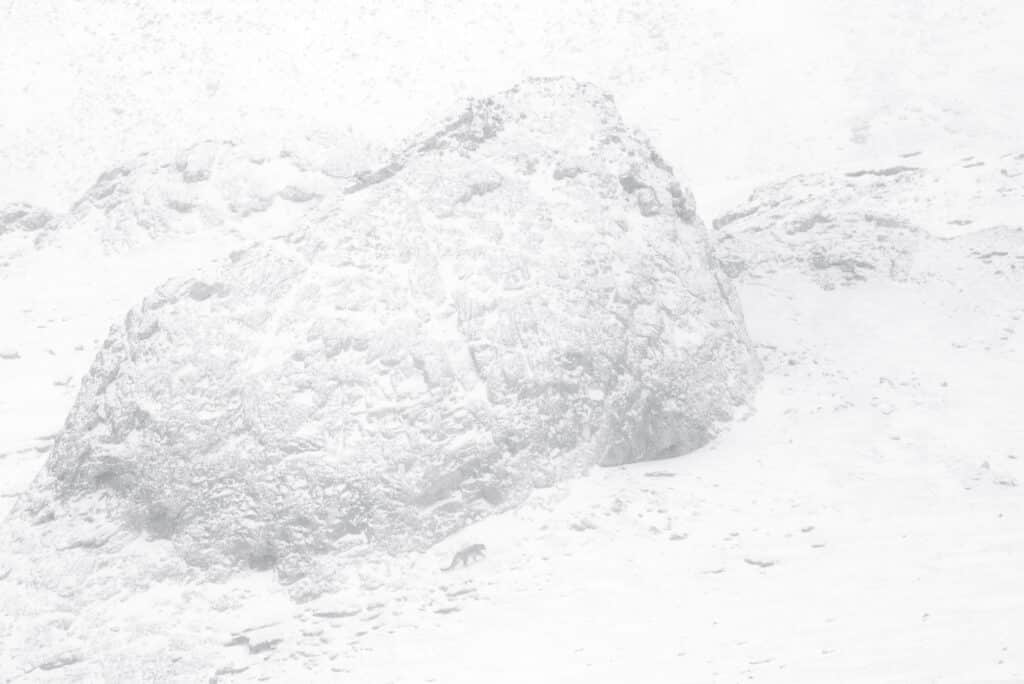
4 136 1021 681
3 3 1024 680
0 136 384 522
3 78 760 596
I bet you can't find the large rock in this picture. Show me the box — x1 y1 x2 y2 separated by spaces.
3 134 382 268
0 136 384 521
713 152 1024 288
8 77 760 586
0 202 55 271
713 167 927 287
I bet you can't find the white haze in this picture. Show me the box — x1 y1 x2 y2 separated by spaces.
1 2 1023 683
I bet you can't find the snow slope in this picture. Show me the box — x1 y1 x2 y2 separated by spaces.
2 146 1022 682
2 1 1024 682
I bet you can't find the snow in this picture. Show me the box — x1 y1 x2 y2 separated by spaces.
3 1 1024 213
2 1 1024 682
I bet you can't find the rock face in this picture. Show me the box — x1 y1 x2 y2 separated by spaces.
10 77 760 585
0 136 385 523
0 202 56 271
3 135 383 270
713 168 927 287
59 136 386 252
0 202 54 235
713 152 1024 288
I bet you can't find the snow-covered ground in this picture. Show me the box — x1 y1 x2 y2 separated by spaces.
6 247 1021 681
2 1 1023 682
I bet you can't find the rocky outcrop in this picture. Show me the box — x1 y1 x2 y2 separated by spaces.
60 136 386 252
0 136 385 526
713 152 1024 288
713 168 926 288
3 135 383 267
4 78 760 590
0 203 54 235
0 202 56 271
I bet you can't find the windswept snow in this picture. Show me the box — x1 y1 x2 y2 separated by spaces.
2 2 1024 682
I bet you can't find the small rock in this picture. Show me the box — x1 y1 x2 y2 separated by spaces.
38 652 82 671
570 518 597 531
744 557 777 568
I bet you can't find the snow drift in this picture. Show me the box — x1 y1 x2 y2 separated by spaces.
5 77 760 587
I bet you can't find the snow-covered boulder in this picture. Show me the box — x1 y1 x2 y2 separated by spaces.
0 136 386 520
713 152 1024 288
57 135 386 252
6 77 760 588
3 135 383 268
713 167 927 287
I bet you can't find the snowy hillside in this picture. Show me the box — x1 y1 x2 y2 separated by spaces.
2 2 1024 683
3 139 1022 681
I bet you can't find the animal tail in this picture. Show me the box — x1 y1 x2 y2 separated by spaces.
440 561 456 572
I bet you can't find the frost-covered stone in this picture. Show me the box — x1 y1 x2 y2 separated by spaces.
3 136 383 263
0 137 385 513
9 77 759 585
1 135 385 338
0 202 57 271
713 153 1024 288
713 168 926 287
58 136 386 252
0 202 54 234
